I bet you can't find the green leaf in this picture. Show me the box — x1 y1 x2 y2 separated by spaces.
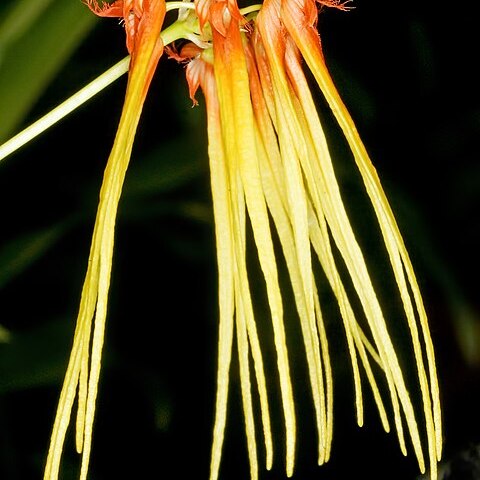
0 0 55 51
0 0 97 142
0 222 70 290
0 324 10 343
0 319 73 393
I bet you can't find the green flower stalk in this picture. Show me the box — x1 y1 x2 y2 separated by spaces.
0 0 442 479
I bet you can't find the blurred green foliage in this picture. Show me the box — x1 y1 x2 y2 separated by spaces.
0 0 97 142
0 0 479 479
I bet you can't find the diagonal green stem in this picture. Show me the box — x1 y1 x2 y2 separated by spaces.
0 57 130 163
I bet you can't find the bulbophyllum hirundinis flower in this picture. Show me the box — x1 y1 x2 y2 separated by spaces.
0 0 439 479
43 1 166 479
171 0 442 478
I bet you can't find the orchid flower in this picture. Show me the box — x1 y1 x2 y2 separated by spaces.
0 0 442 479
43 2 167 479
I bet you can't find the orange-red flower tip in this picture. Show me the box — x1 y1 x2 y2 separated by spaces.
86 0 166 57
195 0 244 36
166 42 206 105
85 0 124 17
86 0 137 52
317 0 354 11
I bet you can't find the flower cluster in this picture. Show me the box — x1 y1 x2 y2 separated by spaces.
42 1 442 479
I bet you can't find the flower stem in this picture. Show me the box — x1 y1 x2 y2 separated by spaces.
0 57 129 163
240 4 263 15
160 18 192 46
165 1 196 11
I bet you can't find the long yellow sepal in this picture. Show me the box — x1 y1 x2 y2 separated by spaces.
44 5 165 478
